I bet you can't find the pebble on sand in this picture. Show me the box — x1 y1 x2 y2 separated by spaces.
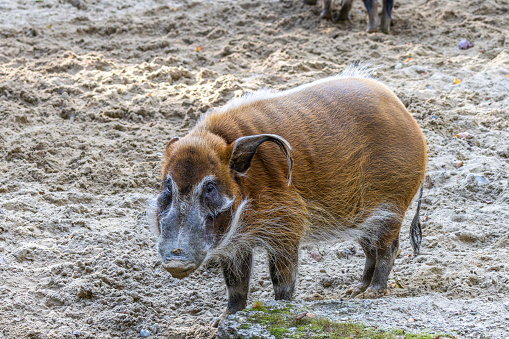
458 39 474 50
140 329 151 337
456 132 473 139
464 173 490 185
453 160 464 168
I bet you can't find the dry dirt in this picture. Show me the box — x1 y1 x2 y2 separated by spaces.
0 0 508 338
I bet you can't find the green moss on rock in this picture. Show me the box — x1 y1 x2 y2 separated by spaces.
238 302 453 339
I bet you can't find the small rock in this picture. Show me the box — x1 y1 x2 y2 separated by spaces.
464 173 489 185
295 312 307 320
458 39 474 50
77 285 94 299
65 0 83 8
474 175 489 185
456 132 473 139
408 317 415 323
309 249 321 262
456 231 479 243
452 160 464 168
395 63 403 69
140 329 150 337
320 277 334 288
335 245 356 260
73 330 81 336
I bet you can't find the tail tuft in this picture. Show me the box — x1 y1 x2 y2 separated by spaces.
410 186 424 255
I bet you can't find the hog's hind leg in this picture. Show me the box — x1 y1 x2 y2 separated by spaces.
342 238 376 297
357 230 400 299
343 205 402 299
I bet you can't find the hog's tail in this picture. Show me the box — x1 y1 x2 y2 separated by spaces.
410 185 424 255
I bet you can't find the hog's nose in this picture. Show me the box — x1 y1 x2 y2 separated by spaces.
162 259 197 279
171 248 184 255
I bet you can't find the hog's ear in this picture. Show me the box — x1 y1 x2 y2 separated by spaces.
229 134 293 185
164 137 180 156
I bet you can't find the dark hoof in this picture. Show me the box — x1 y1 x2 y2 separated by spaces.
341 284 368 298
319 10 332 20
334 15 350 22
380 19 391 34
356 286 388 299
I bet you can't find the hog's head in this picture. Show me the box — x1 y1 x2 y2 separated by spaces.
148 131 292 279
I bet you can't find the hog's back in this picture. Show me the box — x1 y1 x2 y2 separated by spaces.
205 77 427 221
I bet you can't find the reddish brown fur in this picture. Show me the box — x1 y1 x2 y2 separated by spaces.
158 74 426 313
163 77 425 241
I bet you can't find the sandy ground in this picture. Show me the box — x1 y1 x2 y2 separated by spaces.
0 0 508 338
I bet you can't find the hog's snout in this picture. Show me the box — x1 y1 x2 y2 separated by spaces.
161 246 198 279
162 259 197 279
171 248 184 255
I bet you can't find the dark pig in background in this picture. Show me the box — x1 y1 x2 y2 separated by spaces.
147 67 426 321
307 0 394 33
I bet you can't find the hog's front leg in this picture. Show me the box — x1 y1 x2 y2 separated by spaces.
222 252 253 313
213 251 253 327
268 242 299 300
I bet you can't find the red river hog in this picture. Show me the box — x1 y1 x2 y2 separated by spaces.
148 67 427 318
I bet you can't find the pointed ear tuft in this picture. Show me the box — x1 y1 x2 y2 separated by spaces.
229 134 293 185
164 137 180 155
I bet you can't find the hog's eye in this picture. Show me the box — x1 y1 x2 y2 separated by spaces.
158 179 173 208
164 178 173 194
205 182 216 195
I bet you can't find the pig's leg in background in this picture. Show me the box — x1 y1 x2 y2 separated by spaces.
336 0 354 21
320 0 333 19
222 251 253 313
380 0 393 33
363 0 380 32
268 242 299 300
